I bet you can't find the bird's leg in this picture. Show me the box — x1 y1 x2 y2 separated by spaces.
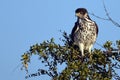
79 43 84 56
88 44 93 54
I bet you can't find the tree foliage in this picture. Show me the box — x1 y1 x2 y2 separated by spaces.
21 32 120 80
20 1 120 79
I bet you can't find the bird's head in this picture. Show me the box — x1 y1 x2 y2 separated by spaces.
75 8 90 20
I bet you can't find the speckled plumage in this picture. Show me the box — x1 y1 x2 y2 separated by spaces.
71 18 98 56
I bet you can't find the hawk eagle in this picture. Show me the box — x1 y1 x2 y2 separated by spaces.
71 8 98 56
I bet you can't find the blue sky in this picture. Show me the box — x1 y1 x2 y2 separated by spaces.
0 0 120 80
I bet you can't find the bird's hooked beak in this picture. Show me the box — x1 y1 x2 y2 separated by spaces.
75 13 81 18
75 13 80 17
75 13 83 23
75 13 88 19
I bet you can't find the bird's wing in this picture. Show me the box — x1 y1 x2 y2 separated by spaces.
94 22 99 36
71 21 80 41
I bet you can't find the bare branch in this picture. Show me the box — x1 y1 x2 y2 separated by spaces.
89 0 120 28
89 12 109 20
102 0 120 27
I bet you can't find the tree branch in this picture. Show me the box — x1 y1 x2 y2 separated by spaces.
102 0 120 27
89 0 120 28
89 12 109 21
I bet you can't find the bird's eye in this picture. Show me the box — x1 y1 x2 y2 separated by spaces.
80 12 84 15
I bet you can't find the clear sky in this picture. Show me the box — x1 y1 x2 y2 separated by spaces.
0 0 120 80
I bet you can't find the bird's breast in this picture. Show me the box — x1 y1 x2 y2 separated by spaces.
74 20 97 44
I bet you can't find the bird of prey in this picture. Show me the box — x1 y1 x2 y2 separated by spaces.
71 8 98 56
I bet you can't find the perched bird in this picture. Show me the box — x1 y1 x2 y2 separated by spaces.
71 8 98 56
